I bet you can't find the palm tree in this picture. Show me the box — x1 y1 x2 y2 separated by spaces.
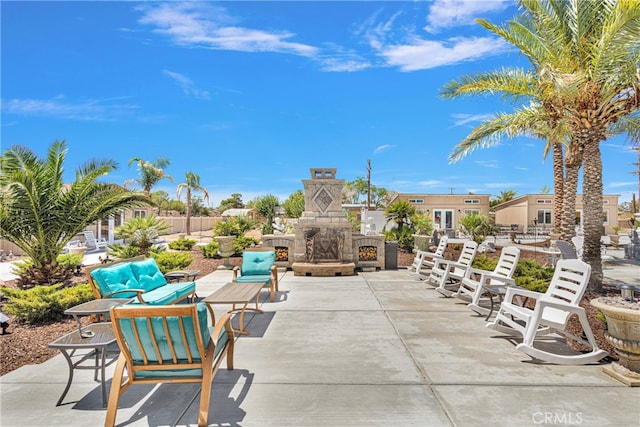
443 0 640 290
384 200 416 231
177 172 209 235
0 141 151 287
128 157 174 196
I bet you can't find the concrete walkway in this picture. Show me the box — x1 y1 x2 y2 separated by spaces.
1 262 639 426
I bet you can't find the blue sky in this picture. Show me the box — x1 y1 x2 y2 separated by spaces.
1 0 636 207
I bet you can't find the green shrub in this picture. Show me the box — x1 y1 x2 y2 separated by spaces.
57 253 84 268
151 251 192 273
384 228 414 251
1 283 94 324
514 276 550 293
233 236 260 254
471 255 497 271
168 238 197 251
200 241 219 259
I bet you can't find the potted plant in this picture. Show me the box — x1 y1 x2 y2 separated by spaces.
411 212 433 252
609 225 623 246
591 291 640 387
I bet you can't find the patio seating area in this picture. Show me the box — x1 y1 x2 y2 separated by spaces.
1 249 639 426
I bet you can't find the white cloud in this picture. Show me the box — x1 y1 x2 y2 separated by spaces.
374 144 394 154
475 160 499 168
379 36 508 71
608 181 636 189
483 181 519 189
451 113 495 127
2 96 139 121
138 3 317 57
162 70 210 100
425 0 510 33
418 180 442 187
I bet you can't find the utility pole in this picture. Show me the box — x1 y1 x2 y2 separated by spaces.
367 159 371 210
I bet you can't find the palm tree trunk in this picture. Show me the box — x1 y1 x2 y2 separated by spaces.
186 188 192 235
581 140 604 291
560 143 582 241
552 143 564 231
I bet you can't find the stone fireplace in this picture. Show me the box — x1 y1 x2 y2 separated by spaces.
292 168 355 276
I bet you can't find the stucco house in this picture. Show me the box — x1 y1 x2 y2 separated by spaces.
493 194 620 235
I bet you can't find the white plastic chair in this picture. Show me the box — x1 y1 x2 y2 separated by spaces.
410 236 448 279
486 259 608 365
571 236 583 259
83 230 108 250
459 246 521 316
430 240 478 296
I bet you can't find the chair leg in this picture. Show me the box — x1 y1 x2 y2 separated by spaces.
198 352 215 427
104 354 127 427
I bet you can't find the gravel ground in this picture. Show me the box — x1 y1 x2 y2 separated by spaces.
0 247 618 376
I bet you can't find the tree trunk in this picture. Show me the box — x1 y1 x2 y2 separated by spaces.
560 143 582 241
186 188 192 235
552 143 564 231
581 140 604 291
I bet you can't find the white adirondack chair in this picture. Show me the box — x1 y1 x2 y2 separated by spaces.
411 236 448 279
486 258 608 365
458 246 521 316
430 240 478 296
83 230 108 250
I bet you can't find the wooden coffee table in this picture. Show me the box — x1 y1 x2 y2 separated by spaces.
203 282 264 335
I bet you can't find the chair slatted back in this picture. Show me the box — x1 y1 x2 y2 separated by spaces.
433 236 448 257
110 304 212 378
450 240 477 276
540 259 591 326
489 246 520 284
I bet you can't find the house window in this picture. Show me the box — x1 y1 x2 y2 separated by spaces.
134 210 146 218
408 199 424 204
603 210 609 225
464 199 479 204
537 199 552 204
464 209 480 215
537 209 552 225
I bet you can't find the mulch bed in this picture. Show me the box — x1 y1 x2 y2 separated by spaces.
0 246 619 376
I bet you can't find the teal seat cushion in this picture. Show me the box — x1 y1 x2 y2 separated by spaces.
129 286 178 305
91 262 139 298
241 251 275 276
166 281 196 301
130 258 167 292
235 274 271 285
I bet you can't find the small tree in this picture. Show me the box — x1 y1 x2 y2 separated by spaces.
384 200 416 232
177 172 209 235
282 190 305 218
253 194 280 235
458 212 496 243
111 215 169 257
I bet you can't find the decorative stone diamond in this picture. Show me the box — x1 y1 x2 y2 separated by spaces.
313 187 333 213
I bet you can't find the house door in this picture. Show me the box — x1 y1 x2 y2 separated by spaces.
433 210 454 235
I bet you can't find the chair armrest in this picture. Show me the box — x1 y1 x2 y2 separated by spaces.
232 266 240 280
503 286 543 302
536 298 586 315
479 272 515 286
210 311 235 342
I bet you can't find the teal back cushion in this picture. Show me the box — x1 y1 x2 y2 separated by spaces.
130 258 167 291
120 303 210 365
91 263 139 297
242 251 275 275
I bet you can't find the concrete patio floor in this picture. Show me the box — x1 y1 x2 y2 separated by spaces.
1 256 639 426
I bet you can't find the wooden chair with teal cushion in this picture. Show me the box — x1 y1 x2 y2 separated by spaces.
232 247 279 302
105 303 235 427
